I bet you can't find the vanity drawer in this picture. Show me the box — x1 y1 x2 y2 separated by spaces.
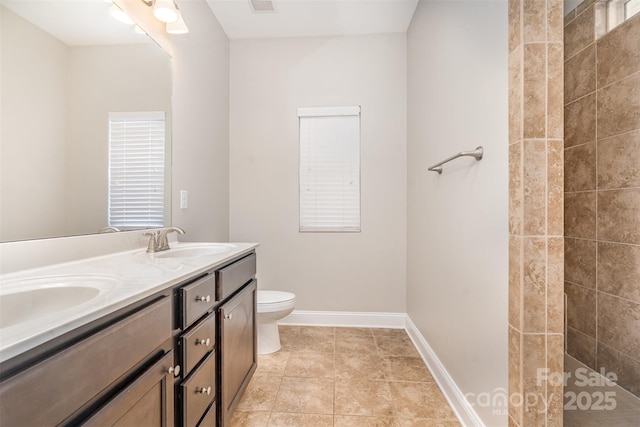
216 254 256 300
181 313 216 377
181 274 216 328
181 350 216 427
0 297 172 427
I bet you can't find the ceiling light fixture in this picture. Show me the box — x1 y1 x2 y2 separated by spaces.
153 0 179 23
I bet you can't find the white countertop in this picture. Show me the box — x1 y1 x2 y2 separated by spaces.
0 242 259 363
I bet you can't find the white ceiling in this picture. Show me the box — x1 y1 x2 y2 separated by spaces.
205 0 420 40
1 0 150 46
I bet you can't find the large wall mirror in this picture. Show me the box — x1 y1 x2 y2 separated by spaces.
0 0 172 242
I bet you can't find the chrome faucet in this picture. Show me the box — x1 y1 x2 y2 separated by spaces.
144 227 185 253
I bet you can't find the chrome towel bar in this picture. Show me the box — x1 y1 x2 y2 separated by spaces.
428 146 483 174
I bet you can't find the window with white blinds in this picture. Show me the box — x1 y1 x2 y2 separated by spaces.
298 106 361 232
108 111 166 229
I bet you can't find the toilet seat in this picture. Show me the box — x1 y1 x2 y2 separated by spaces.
257 290 296 314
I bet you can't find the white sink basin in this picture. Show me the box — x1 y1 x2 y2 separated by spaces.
0 275 122 329
148 243 237 259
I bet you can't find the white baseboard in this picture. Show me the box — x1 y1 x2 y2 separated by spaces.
405 316 485 427
278 309 406 329
277 310 484 427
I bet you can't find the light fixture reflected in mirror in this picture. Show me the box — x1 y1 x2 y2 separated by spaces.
153 0 178 23
138 0 189 34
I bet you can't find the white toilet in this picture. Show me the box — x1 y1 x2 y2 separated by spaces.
257 290 296 354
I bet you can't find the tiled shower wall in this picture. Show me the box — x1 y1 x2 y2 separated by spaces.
564 2 640 398
508 0 564 425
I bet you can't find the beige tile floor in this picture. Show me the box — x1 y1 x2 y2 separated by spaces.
229 326 461 427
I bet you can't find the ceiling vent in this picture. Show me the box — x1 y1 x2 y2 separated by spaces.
249 0 276 13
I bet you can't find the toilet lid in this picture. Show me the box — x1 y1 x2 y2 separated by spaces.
258 290 295 304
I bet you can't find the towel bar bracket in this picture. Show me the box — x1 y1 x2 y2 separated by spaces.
428 146 483 174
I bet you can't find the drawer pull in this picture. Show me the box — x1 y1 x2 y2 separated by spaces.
197 386 212 395
224 313 233 320
196 295 211 303
195 338 211 347
168 365 181 377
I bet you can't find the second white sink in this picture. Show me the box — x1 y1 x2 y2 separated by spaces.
0 275 122 329
149 243 237 259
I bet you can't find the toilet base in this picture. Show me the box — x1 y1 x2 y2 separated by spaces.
257 320 282 354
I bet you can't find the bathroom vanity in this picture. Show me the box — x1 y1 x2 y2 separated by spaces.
0 243 258 427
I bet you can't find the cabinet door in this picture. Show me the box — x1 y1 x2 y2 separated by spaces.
82 351 175 427
218 280 257 425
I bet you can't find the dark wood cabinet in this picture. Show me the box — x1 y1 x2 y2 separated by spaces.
82 351 175 427
0 296 172 427
218 280 257 426
0 250 257 427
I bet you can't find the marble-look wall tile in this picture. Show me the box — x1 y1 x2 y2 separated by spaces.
510 236 523 328
564 142 596 192
565 191 596 239
598 242 640 303
509 48 523 144
564 8 577 26
567 327 597 369
564 93 596 148
596 13 640 88
597 72 640 140
547 0 564 42
523 140 547 235
546 334 564 427
564 44 595 104
523 237 546 333
509 142 523 235
523 44 547 139
597 343 640 397
597 292 640 358
547 140 564 236
565 282 596 335
508 327 522 426
565 237 596 288
565 6 594 59
521 334 546 426
597 188 640 244
547 238 564 333
597 129 640 189
523 0 546 42
576 0 596 15
547 44 564 139
509 0 522 53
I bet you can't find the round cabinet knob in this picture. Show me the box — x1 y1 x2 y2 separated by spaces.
167 365 181 377
196 338 211 347
196 295 211 303
198 386 212 395
224 313 233 320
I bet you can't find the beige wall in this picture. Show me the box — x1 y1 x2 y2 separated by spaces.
407 1 509 425
102 0 231 242
564 7 640 397
229 34 407 312
0 6 68 241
